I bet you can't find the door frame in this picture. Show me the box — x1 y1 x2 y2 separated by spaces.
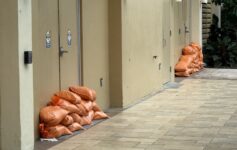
162 0 171 85
77 0 83 85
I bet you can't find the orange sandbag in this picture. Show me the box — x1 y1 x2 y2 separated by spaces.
179 55 194 63
175 61 189 72
192 52 199 60
91 89 96 101
68 122 85 132
190 42 201 51
55 90 81 104
199 61 204 69
199 52 204 62
61 115 74 126
93 111 109 120
81 100 93 112
51 96 82 115
40 106 69 126
182 46 196 55
88 110 95 120
80 111 94 126
70 113 82 124
193 57 199 65
175 55 193 72
198 52 204 68
190 68 195 74
80 117 91 126
92 102 102 112
76 104 89 116
175 70 191 77
69 86 94 101
39 124 72 138
189 44 199 53
193 68 199 73
175 72 190 77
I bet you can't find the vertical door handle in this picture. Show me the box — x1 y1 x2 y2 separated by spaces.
185 26 189 33
59 47 68 56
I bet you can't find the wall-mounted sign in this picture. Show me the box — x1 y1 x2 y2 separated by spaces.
45 31 52 48
67 30 72 47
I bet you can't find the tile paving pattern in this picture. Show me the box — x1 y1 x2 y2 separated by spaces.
49 78 237 150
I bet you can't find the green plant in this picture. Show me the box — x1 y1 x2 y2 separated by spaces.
204 34 237 67
204 1 237 68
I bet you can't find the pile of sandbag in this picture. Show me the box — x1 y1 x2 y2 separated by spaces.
175 42 204 77
39 86 109 138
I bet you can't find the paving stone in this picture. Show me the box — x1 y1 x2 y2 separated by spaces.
46 74 237 150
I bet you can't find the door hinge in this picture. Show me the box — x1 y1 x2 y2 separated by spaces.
170 30 172 37
170 66 172 72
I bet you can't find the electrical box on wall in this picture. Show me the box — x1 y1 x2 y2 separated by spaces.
24 51 32 64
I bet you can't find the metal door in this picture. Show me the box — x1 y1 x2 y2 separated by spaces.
33 0 80 137
58 0 80 90
162 0 171 84
183 0 191 44
34 0 80 97
33 0 61 109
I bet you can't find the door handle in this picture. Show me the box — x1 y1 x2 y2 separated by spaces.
185 26 189 33
59 47 68 56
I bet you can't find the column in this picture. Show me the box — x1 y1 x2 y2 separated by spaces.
0 0 34 149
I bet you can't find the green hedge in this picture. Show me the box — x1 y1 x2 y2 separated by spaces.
203 0 237 68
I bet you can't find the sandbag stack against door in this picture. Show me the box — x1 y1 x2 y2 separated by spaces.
39 86 109 139
175 42 204 77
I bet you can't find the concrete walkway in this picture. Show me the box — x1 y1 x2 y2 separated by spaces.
48 69 237 150
192 68 237 80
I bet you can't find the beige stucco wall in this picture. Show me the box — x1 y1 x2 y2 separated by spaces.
108 0 190 107
191 0 202 46
81 0 110 110
170 0 176 81
172 2 186 64
0 1 20 149
172 0 202 65
18 0 34 149
121 0 164 107
0 83 2 147
109 0 123 108
0 0 34 149
28 0 200 111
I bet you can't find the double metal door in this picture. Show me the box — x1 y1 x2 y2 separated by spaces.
33 0 80 118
